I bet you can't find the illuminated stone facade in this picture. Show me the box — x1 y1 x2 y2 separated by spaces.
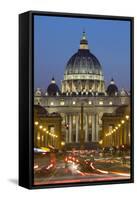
34 105 62 149
101 105 130 148
34 32 130 149
34 91 129 149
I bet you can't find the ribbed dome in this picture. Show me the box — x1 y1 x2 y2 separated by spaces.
65 49 102 75
47 77 60 96
62 32 105 94
107 79 118 96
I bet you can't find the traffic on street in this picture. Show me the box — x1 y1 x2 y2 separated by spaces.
34 148 130 185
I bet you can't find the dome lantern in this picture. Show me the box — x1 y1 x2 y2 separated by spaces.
51 77 56 84
80 31 89 50
110 78 115 85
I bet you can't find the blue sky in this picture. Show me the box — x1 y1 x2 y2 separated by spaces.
34 15 131 91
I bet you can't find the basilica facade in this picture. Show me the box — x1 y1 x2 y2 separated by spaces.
34 32 130 149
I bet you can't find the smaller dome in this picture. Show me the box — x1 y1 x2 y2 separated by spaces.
47 77 60 96
107 78 118 96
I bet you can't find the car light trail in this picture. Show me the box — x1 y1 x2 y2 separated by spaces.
46 163 53 170
96 169 109 174
90 162 109 174
76 170 85 176
90 162 95 169
34 165 39 169
111 171 130 177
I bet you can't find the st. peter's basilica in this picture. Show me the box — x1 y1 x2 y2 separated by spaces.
34 32 130 150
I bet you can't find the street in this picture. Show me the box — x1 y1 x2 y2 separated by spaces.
34 152 130 185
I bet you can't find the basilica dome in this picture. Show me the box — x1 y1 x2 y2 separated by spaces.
65 49 102 76
62 32 105 94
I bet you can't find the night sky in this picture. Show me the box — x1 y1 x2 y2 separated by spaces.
34 15 131 91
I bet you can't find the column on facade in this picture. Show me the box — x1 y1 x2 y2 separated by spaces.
34 129 37 148
50 134 52 146
112 133 114 146
48 134 51 147
65 115 69 143
95 114 99 142
112 132 114 146
107 136 109 147
69 114 72 143
45 132 48 147
107 135 110 147
85 114 88 142
43 135 46 147
124 123 128 145
105 135 108 147
128 121 130 145
41 135 44 147
37 131 40 147
115 130 118 147
115 132 117 146
106 135 109 147
119 126 123 145
109 135 112 146
52 135 54 147
122 125 125 145
76 114 79 143
92 114 96 142
113 132 116 146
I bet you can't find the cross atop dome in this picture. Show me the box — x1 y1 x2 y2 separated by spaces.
82 30 86 40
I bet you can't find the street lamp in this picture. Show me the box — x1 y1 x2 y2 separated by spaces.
61 141 65 150
125 115 129 120
99 140 103 145
73 101 76 105
35 121 39 126
39 125 43 129
61 141 65 146
37 136 40 140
